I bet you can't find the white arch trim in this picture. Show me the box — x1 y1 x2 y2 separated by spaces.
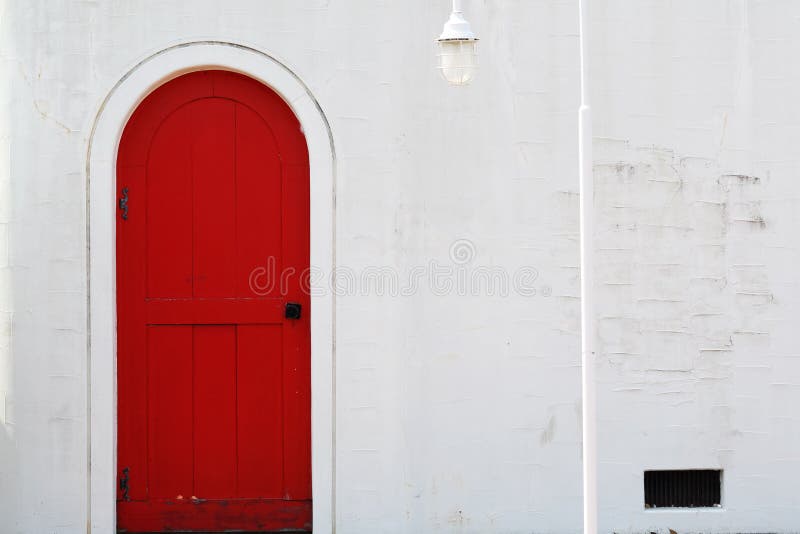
87 41 336 533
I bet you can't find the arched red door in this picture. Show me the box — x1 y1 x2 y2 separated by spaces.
116 70 311 532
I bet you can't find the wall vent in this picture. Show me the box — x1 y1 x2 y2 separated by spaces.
644 469 721 508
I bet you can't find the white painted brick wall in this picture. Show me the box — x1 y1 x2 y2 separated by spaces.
0 0 798 532
593 1 800 531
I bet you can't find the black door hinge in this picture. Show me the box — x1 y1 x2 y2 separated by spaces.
119 467 130 501
119 187 129 220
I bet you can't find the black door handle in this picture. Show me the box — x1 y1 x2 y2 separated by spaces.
285 302 302 319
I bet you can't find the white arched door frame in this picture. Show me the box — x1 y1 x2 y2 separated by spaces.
87 41 336 533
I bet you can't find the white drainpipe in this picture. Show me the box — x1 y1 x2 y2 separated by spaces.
578 0 597 533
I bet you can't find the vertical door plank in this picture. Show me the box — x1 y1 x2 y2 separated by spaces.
235 102 282 298
193 325 238 497
237 324 284 498
282 317 312 500
147 325 193 499
146 106 193 299
281 160 312 500
192 99 237 298
117 164 149 501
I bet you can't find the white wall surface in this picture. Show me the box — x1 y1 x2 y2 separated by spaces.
0 0 797 533
592 1 800 532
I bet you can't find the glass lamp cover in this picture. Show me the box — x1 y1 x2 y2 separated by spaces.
437 39 477 86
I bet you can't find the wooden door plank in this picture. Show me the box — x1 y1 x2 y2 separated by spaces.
281 160 312 500
145 298 283 325
146 105 193 299
282 316 312 500
235 102 282 299
236 325 284 498
192 98 237 298
115 498 311 532
193 325 238 498
147 325 193 499
117 162 149 502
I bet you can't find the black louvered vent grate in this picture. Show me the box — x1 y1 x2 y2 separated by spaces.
644 470 721 508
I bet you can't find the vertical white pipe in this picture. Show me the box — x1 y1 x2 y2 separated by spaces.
452 0 463 14
578 0 597 533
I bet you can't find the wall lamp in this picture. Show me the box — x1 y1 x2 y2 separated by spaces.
436 0 479 85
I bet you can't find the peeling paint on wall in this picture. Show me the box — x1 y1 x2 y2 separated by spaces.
593 136 796 532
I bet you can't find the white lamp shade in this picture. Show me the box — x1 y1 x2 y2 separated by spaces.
437 39 478 86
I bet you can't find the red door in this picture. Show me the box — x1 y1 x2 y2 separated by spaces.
116 70 311 532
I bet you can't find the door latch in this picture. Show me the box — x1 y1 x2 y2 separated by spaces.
285 302 302 319
119 187 129 220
